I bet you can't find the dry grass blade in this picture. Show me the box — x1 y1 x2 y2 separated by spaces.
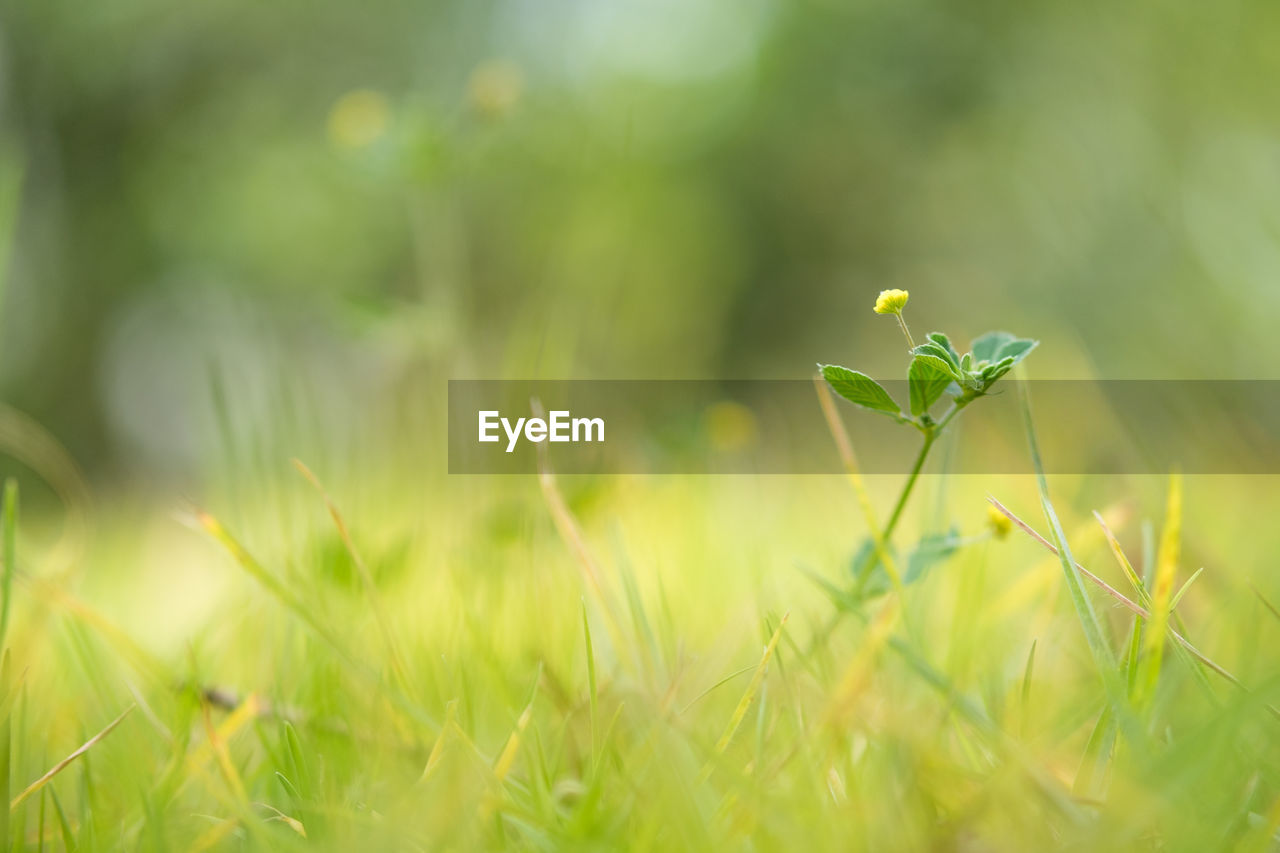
1251 582 1280 626
186 694 263 777
188 817 239 852
201 700 249 803
987 496 1248 691
10 704 135 810
493 699 535 783
530 398 629 654
256 802 306 837
813 375 905 592
530 398 606 599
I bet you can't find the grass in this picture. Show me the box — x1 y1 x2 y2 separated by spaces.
0 392 1278 849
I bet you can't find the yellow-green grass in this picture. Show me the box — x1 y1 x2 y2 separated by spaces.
0 462 1278 851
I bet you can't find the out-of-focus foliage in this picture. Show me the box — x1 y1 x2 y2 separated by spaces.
4 0 1280 482
2 3 1280 850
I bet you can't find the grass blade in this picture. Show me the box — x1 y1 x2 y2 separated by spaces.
0 478 15 650
0 650 9 846
1169 567 1203 613
11 705 134 811
1039 496 1122 701
582 601 599 765
198 511 441 736
989 496 1280 721
716 613 789 754
1252 583 1280 626
1020 640 1036 737
531 399 629 659
1017 373 1120 703
1074 707 1115 797
1096 508 1216 703
494 688 537 783
293 459 409 689
48 787 74 852
1138 474 1182 708
1095 510 1147 603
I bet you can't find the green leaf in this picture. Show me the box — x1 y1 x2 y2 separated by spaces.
848 529 962 599
819 365 902 418
977 339 1036 387
980 355 1017 384
971 331 1017 364
925 332 962 366
909 352 962 384
908 357 951 417
912 343 962 375
912 342 954 363
849 538 883 580
997 338 1038 363
904 528 963 584
804 566 861 612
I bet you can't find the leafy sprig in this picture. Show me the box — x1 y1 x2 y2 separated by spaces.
817 290 1037 601
819 327 1036 433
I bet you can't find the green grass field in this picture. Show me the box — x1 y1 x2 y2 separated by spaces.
5 3 1280 845
2 389 1279 850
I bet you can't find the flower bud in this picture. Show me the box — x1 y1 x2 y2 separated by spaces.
873 289 909 315
987 504 1012 540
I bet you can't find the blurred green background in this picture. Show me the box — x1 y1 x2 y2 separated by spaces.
5 5 1280 849
4 0 1280 488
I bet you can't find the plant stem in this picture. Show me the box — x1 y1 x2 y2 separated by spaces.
881 433 934 542
895 314 916 351
933 401 965 434
852 430 936 595
848 399 971 591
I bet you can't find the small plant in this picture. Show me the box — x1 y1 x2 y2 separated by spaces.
818 290 1037 598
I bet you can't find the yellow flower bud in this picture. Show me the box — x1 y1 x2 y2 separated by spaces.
873 289 909 315
987 504 1012 540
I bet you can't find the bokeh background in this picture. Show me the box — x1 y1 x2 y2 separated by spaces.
5 0 1280 493
3 4 1280 849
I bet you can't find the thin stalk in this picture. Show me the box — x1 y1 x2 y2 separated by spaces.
932 401 965 433
849 435 933 600
880 433 934 542
852 404 968 594
0 479 16 651
895 314 916 351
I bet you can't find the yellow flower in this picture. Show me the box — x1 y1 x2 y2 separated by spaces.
873 289 909 315
987 504 1012 540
